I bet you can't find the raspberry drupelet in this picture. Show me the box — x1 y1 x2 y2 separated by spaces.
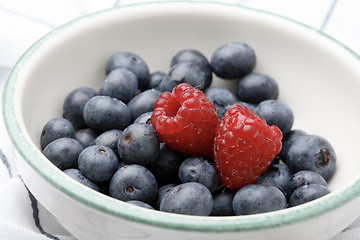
151 83 219 157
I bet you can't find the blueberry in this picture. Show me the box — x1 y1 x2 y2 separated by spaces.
286 134 336 180
178 156 220 193
150 143 184 185
83 95 131 133
256 163 292 200
78 145 120 182
210 190 235 216
159 62 206 91
157 76 178 93
204 87 238 117
160 182 213 216
148 71 166 90
255 99 294 135
211 42 256 79
75 128 97 147
63 168 100 191
170 49 213 88
204 87 238 105
133 111 153 125
216 105 229 119
118 160 127 169
43 137 84 170
279 129 307 163
127 200 155 210
118 123 160 166
127 89 162 121
91 129 123 154
109 164 158 204
236 73 279 104
233 101 257 112
289 184 330 207
62 87 98 130
153 183 176 210
99 68 138 104
40 118 75 149
287 170 328 196
96 180 112 195
232 184 286 215
105 51 150 90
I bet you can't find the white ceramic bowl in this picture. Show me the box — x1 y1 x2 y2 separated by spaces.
3 1 360 240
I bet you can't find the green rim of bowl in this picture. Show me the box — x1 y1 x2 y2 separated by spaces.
3 0 360 233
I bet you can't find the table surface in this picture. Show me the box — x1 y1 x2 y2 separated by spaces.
1 0 360 239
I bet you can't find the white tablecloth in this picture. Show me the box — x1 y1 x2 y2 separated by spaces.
1 0 360 239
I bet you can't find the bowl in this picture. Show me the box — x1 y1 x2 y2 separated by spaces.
3 1 360 240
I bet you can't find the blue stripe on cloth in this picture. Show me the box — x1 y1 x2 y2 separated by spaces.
320 0 339 30
20 178 61 240
0 148 12 178
113 0 122 7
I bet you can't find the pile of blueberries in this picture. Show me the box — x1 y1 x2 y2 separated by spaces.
40 42 336 216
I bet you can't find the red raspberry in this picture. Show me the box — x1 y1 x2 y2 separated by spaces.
214 105 282 190
151 83 218 157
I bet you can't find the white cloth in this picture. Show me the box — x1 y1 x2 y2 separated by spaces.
1 0 360 239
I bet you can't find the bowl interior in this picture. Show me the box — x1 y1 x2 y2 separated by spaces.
4 1 360 232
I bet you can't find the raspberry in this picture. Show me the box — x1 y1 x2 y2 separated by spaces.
151 83 218 157
214 105 282 190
